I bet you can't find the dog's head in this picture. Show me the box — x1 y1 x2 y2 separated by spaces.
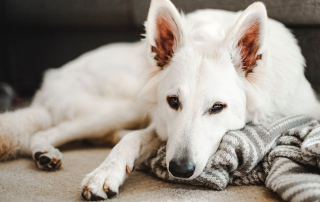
141 0 268 179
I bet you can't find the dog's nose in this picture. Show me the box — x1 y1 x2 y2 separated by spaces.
169 159 195 178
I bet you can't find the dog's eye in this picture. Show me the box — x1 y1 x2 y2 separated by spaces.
209 103 226 114
167 96 180 110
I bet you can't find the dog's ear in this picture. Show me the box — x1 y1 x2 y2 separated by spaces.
145 0 185 69
226 2 268 76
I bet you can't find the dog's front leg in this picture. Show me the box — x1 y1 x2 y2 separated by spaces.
81 124 161 201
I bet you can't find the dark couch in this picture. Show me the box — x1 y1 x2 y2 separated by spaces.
1 0 320 96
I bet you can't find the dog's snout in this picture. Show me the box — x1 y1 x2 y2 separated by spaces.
169 159 195 178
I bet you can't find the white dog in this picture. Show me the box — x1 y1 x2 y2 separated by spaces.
0 0 319 200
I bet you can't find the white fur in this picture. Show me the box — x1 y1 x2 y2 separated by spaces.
0 0 319 200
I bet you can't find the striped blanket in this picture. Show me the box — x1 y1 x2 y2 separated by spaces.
142 115 320 202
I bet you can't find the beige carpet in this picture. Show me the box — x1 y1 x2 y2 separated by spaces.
0 142 282 202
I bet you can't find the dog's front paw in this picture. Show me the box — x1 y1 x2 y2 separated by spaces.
81 163 130 201
33 147 63 171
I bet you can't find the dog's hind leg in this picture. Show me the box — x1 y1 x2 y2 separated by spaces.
0 106 52 161
81 124 162 200
30 100 147 171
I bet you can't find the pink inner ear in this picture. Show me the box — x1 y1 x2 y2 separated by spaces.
152 14 176 68
238 22 262 76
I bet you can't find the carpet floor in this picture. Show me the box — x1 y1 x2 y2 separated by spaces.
0 142 282 202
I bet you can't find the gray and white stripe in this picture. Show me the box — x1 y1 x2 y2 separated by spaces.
142 115 320 202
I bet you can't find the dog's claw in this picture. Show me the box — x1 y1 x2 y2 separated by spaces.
126 165 131 173
81 186 93 200
103 184 110 192
81 186 88 199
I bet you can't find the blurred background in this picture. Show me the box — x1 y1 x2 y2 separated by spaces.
0 0 320 110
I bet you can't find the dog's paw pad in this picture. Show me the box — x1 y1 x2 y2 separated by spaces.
81 185 116 201
39 155 51 165
103 184 117 198
34 151 43 161
33 149 62 171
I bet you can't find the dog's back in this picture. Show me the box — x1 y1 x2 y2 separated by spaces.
1 5 319 162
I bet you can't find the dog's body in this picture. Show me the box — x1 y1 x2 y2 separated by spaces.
0 0 319 200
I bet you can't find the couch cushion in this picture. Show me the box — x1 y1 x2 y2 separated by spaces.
5 0 320 28
4 28 141 95
294 28 320 93
132 0 320 27
4 0 131 28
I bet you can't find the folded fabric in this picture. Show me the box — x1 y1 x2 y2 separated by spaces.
141 115 320 202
